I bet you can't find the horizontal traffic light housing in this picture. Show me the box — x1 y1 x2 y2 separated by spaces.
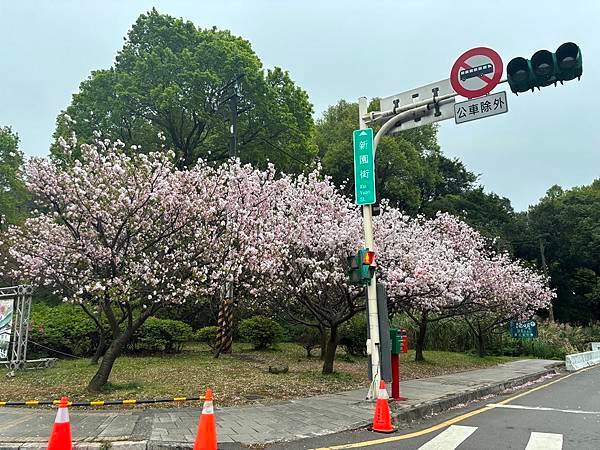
507 42 582 94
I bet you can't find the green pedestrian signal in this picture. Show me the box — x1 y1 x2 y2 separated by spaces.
346 248 376 285
507 42 582 94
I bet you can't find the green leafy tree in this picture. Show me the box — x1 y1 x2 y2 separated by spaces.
0 126 28 229
315 100 476 214
424 188 517 249
520 181 600 323
52 9 316 173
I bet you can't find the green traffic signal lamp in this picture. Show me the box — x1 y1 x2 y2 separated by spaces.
507 57 533 93
531 49 556 87
555 42 582 81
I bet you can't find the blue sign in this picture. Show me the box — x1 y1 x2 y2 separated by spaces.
510 320 538 339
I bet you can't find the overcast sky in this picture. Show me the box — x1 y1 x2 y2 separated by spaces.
0 1 597 211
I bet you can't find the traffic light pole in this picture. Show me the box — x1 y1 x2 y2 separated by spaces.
359 97 382 401
360 77 518 399
358 86 488 399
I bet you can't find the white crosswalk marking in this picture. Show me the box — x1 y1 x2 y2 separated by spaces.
418 425 478 449
525 432 563 450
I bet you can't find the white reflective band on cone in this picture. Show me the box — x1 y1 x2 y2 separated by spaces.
202 401 214 415
55 407 70 424
378 388 389 400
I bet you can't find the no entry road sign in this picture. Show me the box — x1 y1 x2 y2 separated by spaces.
451 47 503 99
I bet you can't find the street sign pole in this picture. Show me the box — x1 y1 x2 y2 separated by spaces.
358 97 382 401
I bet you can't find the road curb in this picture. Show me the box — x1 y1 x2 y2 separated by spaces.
391 362 564 423
0 362 565 449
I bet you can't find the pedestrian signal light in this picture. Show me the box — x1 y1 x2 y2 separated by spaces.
363 250 375 265
347 248 376 285
507 42 582 94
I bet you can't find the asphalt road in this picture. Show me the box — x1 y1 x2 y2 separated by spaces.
269 365 600 450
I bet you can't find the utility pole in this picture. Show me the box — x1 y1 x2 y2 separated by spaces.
215 76 241 357
229 80 239 159
538 234 554 322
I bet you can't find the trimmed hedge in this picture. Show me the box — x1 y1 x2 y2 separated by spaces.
238 316 283 350
28 304 98 358
130 318 192 353
195 326 218 350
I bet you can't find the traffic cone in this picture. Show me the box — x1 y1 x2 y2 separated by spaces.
371 381 395 433
47 397 72 450
193 387 217 450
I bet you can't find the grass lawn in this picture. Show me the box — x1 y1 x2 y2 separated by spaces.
2 343 521 407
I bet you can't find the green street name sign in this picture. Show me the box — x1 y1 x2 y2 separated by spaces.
353 128 376 205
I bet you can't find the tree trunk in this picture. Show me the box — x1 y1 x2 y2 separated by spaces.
476 324 485 357
415 314 428 362
322 326 338 374
87 333 129 392
90 331 107 365
319 326 327 360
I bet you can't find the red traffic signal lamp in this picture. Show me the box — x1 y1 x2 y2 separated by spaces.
347 248 376 285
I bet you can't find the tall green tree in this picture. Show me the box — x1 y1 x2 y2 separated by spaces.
519 181 600 323
315 100 476 215
424 188 517 249
52 9 316 173
0 127 28 229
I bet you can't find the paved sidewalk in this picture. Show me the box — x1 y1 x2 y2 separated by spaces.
0 359 563 449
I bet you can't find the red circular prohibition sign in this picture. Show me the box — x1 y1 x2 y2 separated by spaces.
450 47 503 99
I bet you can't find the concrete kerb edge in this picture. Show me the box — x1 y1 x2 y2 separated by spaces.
0 443 150 450
392 362 565 423
0 362 565 449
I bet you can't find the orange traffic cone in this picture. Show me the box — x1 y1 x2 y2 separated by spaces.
193 388 217 450
48 397 72 449
371 381 395 433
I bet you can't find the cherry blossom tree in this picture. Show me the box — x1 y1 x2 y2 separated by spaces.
1 138 234 391
376 209 552 361
376 210 486 361
460 253 554 356
252 170 365 374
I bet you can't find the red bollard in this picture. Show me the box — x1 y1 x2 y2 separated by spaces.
391 353 407 401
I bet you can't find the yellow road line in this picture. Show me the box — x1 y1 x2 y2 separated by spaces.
314 406 494 449
314 366 597 450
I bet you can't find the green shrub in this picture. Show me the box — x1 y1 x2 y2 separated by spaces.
132 318 192 353
238 316 283 350
339 314 368 356
287 325 322 357
195 326 218 350
392 314 474 353
28 304 98 358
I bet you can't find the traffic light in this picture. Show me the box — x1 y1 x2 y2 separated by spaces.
507 42 582 94
347 248 376 285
